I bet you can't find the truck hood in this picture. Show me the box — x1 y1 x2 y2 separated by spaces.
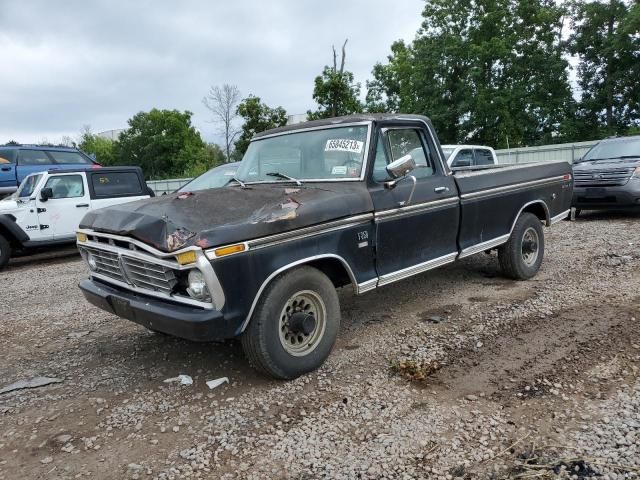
573 158 640 171
79 183 373 252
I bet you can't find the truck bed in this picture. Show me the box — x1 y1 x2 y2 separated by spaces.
452 161 573 255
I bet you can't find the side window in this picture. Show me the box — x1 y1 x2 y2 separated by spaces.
451 149 473 168
475 149 494 165
0 149 17 164
47 150 93 165
18 150 51 166
386 129 434 179
372 132 391 182
44 175 85 199
91 172 143 197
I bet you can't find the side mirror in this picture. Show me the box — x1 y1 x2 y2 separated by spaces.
386 154 416 179
40 187 53 202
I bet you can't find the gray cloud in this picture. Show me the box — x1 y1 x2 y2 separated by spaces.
0 0 424 144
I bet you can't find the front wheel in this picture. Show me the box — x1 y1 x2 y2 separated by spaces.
498 212 545 280
241 266 340 379
0 234 11 270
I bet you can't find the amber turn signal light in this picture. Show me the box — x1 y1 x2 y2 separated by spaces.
176 250 197 265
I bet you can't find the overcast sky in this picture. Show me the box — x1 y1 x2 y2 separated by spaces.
0 1 424 144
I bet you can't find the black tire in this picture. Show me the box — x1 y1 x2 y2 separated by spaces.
241 266 340 380
498 212 545 280
0 234 11 270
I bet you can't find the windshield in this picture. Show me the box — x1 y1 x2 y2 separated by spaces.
235 125 369 183
17 174 42 198
441 147 454 159
179 164 238 192
582 137 640 161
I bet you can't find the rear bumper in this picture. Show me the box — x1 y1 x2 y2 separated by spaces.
572 182 640 209
79 278 239 341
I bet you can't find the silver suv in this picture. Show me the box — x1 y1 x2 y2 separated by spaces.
572 135 640 214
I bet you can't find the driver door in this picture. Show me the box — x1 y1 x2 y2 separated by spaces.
37 174 90 239
369 126 460 284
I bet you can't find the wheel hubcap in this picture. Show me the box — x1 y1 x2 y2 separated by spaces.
521 227 539 267
278 290 326 356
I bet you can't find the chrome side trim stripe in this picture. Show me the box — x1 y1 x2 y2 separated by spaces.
458 234 510 259
550 209 571 225
245 214 374 251
357 278 377 294
377 252 458 287
460 175 567 201
374 197 459 221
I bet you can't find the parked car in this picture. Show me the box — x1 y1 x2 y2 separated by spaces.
572 135 640 215
0 144 100 197
441 145 498 168
76 114 573 379
0 167 151 269
177 162 240 192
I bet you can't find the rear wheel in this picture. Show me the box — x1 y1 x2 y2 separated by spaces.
498 212 545 280
0 234 11 270
241 266 340 379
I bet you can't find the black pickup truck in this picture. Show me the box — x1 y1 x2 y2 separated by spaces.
77 114 573 379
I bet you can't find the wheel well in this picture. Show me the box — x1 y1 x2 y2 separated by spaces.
0 224 19 248
305 257 354 289
521 202 550 226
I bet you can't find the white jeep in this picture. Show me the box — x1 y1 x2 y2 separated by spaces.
0 167 152 269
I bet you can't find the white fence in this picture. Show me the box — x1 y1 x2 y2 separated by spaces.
495 140 597 165
146 140 599 194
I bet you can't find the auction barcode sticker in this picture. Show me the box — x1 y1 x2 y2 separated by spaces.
325 138 364 154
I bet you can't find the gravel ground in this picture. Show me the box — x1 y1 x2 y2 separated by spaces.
0 210 638 479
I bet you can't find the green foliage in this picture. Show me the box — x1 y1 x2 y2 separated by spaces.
115 109 210 179
234 95 288 156
182 143 226 178
4 140 20 146
78 132 116 166
308 40 363 120
569 0 640 137
366 0 575 148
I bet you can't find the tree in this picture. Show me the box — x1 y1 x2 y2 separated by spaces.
366 0 575 147
202 84 241 161
234 95 288 156
308 40 363 120
78 126 116 166
569 0 640 137
115 109 209 179
182 143 226 178
4 140 19 146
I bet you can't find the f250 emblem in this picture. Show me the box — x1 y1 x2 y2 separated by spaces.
357 231 369 241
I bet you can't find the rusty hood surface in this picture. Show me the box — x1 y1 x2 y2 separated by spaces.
79 183 373 252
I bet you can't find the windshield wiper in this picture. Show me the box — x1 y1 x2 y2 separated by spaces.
266 172 302 186
227 176 247 188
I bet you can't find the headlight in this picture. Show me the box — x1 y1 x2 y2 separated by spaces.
632 166 640 179
186 269 210 301
86 251 97 271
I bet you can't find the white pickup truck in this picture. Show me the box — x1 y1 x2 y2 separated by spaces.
441 145 498 169
0 167 151 269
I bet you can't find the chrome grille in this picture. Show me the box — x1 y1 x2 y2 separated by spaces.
83 246 126 283
573 168 634 187
81 245 177 293
121 256 177 293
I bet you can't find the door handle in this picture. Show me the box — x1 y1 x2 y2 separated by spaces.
434 186 449 193
76 203 89 208
1 167 11 171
